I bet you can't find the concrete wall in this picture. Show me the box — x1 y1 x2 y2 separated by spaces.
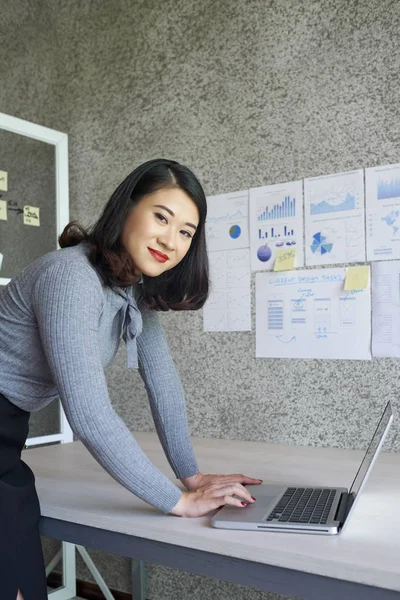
2 0 400 597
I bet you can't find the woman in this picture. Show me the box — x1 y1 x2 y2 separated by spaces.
0 158 261 600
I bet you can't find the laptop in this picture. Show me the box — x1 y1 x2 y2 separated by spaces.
212 401 394 535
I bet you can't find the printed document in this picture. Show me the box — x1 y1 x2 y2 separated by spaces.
256 267 371 360
203 248 251 332
304 169 366 266
206 190 249 252
249 180 304 272
366 163 400 261
371 260 400 357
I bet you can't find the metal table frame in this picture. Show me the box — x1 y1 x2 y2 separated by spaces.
40 517 400 600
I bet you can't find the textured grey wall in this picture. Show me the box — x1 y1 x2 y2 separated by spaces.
2 0 400 598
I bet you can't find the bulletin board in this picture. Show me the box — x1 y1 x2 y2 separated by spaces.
0 128 57 278
0 112 72 446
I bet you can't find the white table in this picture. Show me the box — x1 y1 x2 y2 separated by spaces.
24 434 400 600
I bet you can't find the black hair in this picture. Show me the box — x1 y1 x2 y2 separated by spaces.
59 159 209 311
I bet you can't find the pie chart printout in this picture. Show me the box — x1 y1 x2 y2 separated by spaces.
310 232 333 255
229 224 241 239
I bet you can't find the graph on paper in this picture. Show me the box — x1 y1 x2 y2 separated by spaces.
249 180 304 272
258 196 297 220
377 177 400 200
311 192 356 215
305 169 365 266
206 190 249 252
310 232 333 256
203 248 251 332
258 224 295 240
366 163 400 261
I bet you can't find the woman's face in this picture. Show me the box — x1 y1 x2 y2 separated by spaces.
121 187 200 277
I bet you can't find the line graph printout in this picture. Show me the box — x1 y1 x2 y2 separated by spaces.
249 180 304 272
366 163 400 261
205 190 249 252
304 169 366 266
255 267 371 360
203 248 251 332
371 261 400 357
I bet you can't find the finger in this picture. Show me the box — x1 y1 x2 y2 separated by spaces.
203 475 256 487
233 474 264 484
242 477 263 484
204 478 249 490
207 483 255 503
213 474 263 485
219 494 250 508
205 495 248 513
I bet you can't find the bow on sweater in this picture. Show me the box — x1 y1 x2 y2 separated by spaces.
114 287 143 369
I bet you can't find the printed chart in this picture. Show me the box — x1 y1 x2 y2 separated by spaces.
203 248 251 332
366 163 400 261
249 180 304 271
371 260 400 357
305 169 366 266
255 268 371 360
206 190 249 252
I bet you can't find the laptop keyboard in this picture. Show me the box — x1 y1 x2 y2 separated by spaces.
266 487 337 524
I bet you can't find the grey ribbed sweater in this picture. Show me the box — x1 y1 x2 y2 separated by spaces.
0 243 199 513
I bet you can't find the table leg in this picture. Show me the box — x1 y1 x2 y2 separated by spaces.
132 560 146 600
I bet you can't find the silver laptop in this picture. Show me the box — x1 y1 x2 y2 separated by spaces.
212 401 394 535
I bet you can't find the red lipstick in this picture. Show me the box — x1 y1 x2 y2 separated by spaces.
148 248 169 263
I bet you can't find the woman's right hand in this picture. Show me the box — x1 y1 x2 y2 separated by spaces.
169 481 256 517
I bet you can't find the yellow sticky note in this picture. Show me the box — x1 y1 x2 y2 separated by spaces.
274 247 296 271
344 266 369 290
0 200 7 221
23 205 40 227
0 171 8 192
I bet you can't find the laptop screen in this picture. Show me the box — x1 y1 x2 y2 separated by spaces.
349 401 393 499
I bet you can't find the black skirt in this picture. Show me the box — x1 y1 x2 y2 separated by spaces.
0 392 47 599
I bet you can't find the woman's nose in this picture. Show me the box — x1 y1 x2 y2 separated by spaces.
158 231 176 251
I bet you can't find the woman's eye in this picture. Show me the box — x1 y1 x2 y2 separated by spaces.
181 230 193 239
155 213 167 223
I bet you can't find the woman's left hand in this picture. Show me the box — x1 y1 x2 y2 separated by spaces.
181 472 263 492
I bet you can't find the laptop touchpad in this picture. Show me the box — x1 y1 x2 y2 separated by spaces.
240 495 278 521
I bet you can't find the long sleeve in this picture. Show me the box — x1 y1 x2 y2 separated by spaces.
32 261 182 513
136 304 199 480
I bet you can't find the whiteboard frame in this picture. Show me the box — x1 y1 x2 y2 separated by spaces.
0 113 76 598
0 112 72 444
0 113 69 287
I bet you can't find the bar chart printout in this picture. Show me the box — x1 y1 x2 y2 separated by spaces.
304 169 366 266
258 196 297 220
366 163 400 261
249 180 304 272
